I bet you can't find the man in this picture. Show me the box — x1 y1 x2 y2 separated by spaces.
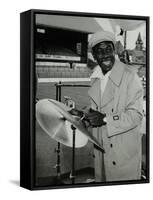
71 31 143 182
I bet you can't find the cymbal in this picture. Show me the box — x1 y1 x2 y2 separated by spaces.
36 99 105 152
36 99 88 148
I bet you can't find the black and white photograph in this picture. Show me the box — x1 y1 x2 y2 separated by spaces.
34 11 149 188
20 9 149 190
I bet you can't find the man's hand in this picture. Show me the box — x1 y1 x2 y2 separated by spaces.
85 108 106 128
68 108 84 118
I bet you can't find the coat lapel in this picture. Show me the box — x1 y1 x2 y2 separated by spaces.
88 78 101 108
100 79 114 108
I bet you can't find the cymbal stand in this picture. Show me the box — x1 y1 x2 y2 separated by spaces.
54 82 90 184
70 124 76 184
54 82 62 184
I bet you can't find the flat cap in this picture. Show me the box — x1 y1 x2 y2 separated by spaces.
89 31 116 49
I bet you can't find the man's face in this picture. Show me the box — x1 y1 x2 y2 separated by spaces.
92 41 115 74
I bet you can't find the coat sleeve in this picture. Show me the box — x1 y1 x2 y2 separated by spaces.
106 73 144 137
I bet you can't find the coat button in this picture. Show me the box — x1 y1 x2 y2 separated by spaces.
112 161 116 165
110 144 113 148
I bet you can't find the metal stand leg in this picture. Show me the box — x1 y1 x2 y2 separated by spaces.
54 142 61 182
70 125 76 184
54 82 62 184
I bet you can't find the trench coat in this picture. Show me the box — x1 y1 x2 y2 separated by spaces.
88 60 143 182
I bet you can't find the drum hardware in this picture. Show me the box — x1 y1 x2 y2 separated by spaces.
55 82 62 184
52 146 62 184
36 81 105 184
53 147 61 174
36 98 105 183
36 99 105 184
64 96 76 183
70 124 76 184
64 96 75 108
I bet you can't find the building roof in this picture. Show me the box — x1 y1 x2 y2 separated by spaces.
36 14 103 33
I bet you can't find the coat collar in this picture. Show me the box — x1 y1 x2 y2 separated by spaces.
90 60 125 86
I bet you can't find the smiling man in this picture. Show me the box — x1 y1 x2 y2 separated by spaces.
86 31 144 182
92 41 115 74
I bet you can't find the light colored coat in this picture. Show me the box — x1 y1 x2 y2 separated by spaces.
88 60 143 182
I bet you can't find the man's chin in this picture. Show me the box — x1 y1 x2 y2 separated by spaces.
99 64 112 73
